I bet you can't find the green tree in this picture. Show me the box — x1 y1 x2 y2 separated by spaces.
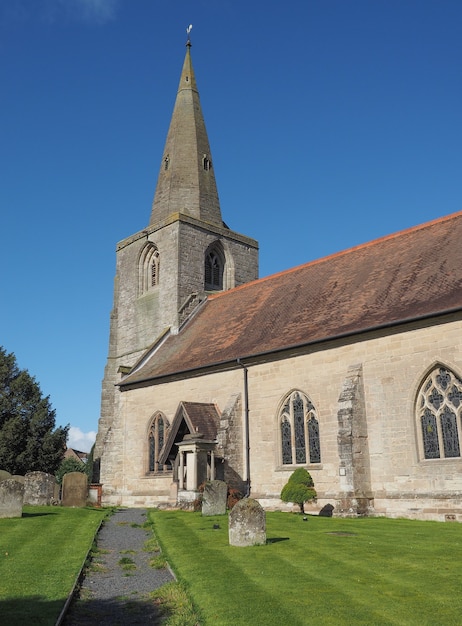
55 457 87 485
85 443 95 483
280 467 317 514
0 346 69 475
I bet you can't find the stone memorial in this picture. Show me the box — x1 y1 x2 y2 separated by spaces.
202 480 227 516
62 472 88 507
228 497 266 547
0 470 12 483
24 471 56 506
0 478 24 518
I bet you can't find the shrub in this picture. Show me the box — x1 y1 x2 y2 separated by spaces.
227 487 243 510
55 457 87 485
280 468 316 513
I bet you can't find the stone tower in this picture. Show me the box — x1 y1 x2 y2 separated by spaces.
94 39 259 475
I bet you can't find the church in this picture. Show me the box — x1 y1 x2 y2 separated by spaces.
94 38 462 521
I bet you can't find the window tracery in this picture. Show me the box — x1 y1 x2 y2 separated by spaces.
418 366 462 460
205 246 224 291
279 390 320 465
148 413 169 472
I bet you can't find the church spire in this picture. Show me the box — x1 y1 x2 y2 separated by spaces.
149 36 223 227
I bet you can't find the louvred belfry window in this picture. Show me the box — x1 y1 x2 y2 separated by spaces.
139 244 160 295
205 249 223 290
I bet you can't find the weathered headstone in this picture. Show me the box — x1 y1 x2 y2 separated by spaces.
62 472 88 507
0 470 12 483
24 471 56 506
0 479 24 518
202 480 227 516
229 497 266 547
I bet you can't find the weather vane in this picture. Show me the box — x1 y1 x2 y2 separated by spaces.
186 24 192 45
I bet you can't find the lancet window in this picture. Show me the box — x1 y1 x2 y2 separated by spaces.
204 244 224 291
279 390 321 465
418 366 462 460
139 244 160 294
148 413 169 472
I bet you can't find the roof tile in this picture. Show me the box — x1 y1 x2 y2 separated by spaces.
122 211 462 386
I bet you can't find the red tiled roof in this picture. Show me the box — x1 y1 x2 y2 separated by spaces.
121 211 462 387
181 402 220 440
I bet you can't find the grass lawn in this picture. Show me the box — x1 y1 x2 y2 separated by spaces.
150 510 462 626
0 505 109 625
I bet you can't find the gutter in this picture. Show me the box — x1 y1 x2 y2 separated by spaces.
237 358 251 497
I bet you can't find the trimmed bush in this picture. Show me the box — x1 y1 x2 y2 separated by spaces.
280 468 316 513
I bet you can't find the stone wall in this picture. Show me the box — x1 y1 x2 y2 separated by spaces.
95 214 258 466
99 313 462 521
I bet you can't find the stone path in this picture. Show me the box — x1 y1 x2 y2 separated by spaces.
63 508 174 625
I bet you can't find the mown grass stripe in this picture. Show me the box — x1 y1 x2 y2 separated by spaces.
0 506 108 624
150 509 462 626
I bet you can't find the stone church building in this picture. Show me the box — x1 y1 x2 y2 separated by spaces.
94 40 462 521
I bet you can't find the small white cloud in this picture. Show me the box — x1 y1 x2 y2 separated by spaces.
0 0 118 25
67 426 97 452
62 0 118 23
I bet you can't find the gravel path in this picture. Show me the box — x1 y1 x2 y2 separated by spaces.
63 508 174 625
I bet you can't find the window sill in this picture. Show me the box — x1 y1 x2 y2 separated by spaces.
418 456 461 464
276 464 322 471
143 471 173 478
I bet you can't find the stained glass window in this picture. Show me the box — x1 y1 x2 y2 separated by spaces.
148 414 168 472
418 367 462 460
294 394 306 463
308 416 321 463
441 406 460 458
279 391 320 465
281 418 292 465
421 408 439 459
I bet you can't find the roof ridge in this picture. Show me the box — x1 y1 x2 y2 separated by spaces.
209 210 462 301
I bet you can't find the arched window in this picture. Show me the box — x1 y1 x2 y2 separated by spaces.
150 249 160 287
279 391 320 465
204 244 224 291
148 413 169 472
139 244 160 294
417 366 462 460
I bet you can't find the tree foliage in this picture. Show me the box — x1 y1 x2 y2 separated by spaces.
280 467 317 513
55 457 87 485
0 346 69 475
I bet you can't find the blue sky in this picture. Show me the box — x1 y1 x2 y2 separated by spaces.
1 0 461 451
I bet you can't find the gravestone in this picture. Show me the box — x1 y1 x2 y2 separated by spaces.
202 480 227 516
24 471 56 506
0 479 24 518
229 497 266 547
0 470 12 483
62 472 88 507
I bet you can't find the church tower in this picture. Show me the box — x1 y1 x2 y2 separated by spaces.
94 38 259 473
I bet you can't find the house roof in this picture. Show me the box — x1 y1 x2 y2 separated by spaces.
121 211 462 387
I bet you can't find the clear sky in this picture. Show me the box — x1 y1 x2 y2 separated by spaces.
1 0 461 452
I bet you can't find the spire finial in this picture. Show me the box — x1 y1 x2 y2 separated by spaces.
186 24 192 47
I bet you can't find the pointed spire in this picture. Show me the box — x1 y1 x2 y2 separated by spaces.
149 38 223 227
